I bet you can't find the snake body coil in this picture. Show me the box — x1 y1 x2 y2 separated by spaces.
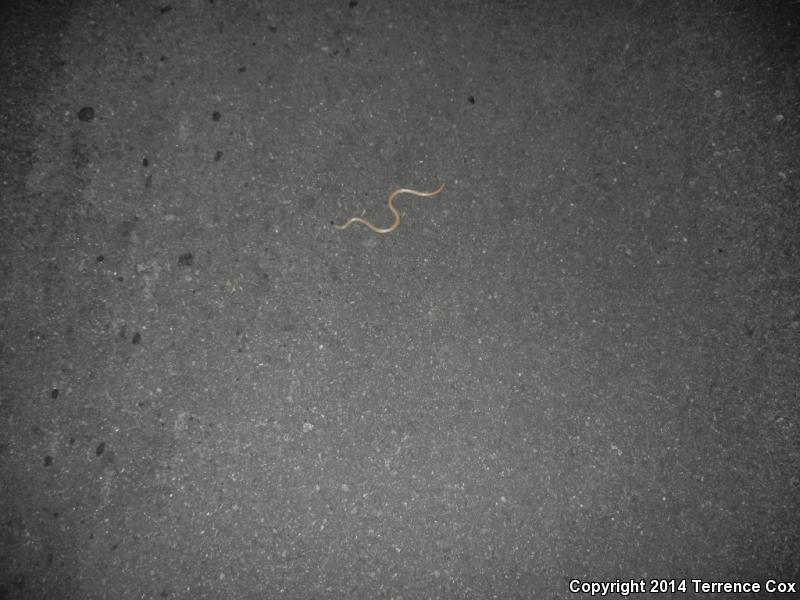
335 184 445 234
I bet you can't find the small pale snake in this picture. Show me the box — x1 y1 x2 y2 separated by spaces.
334 184 445 234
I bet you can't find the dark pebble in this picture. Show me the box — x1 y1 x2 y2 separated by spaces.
78 106 95 121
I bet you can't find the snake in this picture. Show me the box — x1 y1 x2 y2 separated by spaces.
334 184 445 234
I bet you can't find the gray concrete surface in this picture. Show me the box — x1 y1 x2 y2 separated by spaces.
1 1 798 598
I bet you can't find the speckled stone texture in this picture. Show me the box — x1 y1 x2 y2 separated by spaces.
1 1 798 598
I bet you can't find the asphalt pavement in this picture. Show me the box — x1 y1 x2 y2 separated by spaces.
1 1 798 598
